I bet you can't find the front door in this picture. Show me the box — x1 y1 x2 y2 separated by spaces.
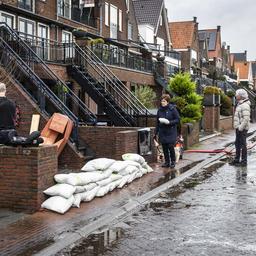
38 24 49 60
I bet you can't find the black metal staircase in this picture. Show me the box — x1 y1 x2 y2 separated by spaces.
0 23 96 156
67 43 150 127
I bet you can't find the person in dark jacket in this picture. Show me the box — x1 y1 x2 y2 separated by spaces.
0 82 43 146
155 94 180 168
0 82 17 144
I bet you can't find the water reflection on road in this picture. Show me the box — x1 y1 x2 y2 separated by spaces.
63 151 256 256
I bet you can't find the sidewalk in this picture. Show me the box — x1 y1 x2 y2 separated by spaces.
1 125 256 256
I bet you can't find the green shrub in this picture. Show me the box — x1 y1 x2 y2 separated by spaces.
220 93 232 116
169 72 196 96
133 85 156 109
203 86 221 95
168 73 202 124
186 92 203 105
226 90 235 97
170 97 186 110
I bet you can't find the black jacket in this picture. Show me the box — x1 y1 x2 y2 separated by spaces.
0 97 16 130
155 104 180 144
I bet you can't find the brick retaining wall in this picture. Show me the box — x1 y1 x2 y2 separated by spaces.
0 145 57 213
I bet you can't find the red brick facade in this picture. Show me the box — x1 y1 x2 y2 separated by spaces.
0 145 58 213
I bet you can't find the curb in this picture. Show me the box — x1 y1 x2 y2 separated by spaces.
35 130 256 256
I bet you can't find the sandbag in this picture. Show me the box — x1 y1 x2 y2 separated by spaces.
122 153 145 165
81 158 116 172
118 175 130 188
43 184 75 199
73 194 81 208
96 184 111 197
80 186 100 202
109 179 122 192
41 196 74 214
96 177 112 187
108 161 131 174
110 174 123 182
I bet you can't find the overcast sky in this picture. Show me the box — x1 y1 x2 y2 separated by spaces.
165 0 256 60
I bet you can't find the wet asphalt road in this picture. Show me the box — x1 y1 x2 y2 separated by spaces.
65 150 256 256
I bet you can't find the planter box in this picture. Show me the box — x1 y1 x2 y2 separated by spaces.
203 94 215 106
215 94 220 106
181 122 200 149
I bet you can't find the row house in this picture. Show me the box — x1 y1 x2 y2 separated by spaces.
198 26 223 81
169 17 200 75
251 62 256 90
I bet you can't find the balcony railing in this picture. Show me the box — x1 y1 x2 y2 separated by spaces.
90 44 154 73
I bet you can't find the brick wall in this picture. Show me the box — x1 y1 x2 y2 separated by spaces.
181 122 199 149
0 145 57 213
219 116 233 131
180 50 191 72
203 106 221 133
78 126 157 163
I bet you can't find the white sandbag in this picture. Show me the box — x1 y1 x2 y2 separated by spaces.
110 174 123 182
135 170 143 179
43 184 76 199
81 158 116 172
41 196 74 214
117 175 130 188
84 183 98 192
146 164 154 173
63 169 112 186
141 162 148 168
122 153 145 164
124 165 139 174
124 160 142 168
75 183 98 193
108 161 131 174
54 174 69 184
73 194 81 208
80 186 100 202
96 177 112 187
109 179 122 192
127 172 137 183
96 184 111 197
141 168 148 175
75 185 86 193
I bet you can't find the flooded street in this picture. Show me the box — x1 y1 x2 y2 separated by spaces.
62 150 256 256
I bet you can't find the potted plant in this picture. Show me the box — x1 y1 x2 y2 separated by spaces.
226 90 236 106
203 86 216 106
72 27 87 38
214 87 221 106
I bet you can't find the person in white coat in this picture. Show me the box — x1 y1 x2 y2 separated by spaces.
230 89 251 166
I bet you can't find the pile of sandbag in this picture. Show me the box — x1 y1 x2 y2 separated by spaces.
41 153 153 214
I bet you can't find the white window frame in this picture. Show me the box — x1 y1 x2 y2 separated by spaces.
62 30 74 58
18 16 35 39
105 2 109 26
128 22 132 40
119 9 122 32
0 11 16 29
57 0 71 19
37 22 50 60
126 0 129 12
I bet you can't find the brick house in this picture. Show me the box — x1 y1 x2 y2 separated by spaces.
234 61 253 88
251 62 256 90
198 26 223 81
169 17 200 75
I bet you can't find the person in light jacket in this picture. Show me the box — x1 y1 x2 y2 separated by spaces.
155 94 180 168
230 89 251 166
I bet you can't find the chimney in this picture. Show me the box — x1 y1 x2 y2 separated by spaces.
217 25 221 31
193 16 197 23
227 45 230 50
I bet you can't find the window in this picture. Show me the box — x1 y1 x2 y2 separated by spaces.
119 10 122 31
62 30 74 58
128 23 133 40
38 23 49 60
110 4 117 39
18 17 35 40
105 2 109 26
18 0 33 12
58 0 71 19
0 12 15 29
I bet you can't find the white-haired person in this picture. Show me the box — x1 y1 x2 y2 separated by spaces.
230 88 251 166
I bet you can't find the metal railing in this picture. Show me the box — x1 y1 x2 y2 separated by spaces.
82 44 150 117
91 44 154 73
0 22 97 141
